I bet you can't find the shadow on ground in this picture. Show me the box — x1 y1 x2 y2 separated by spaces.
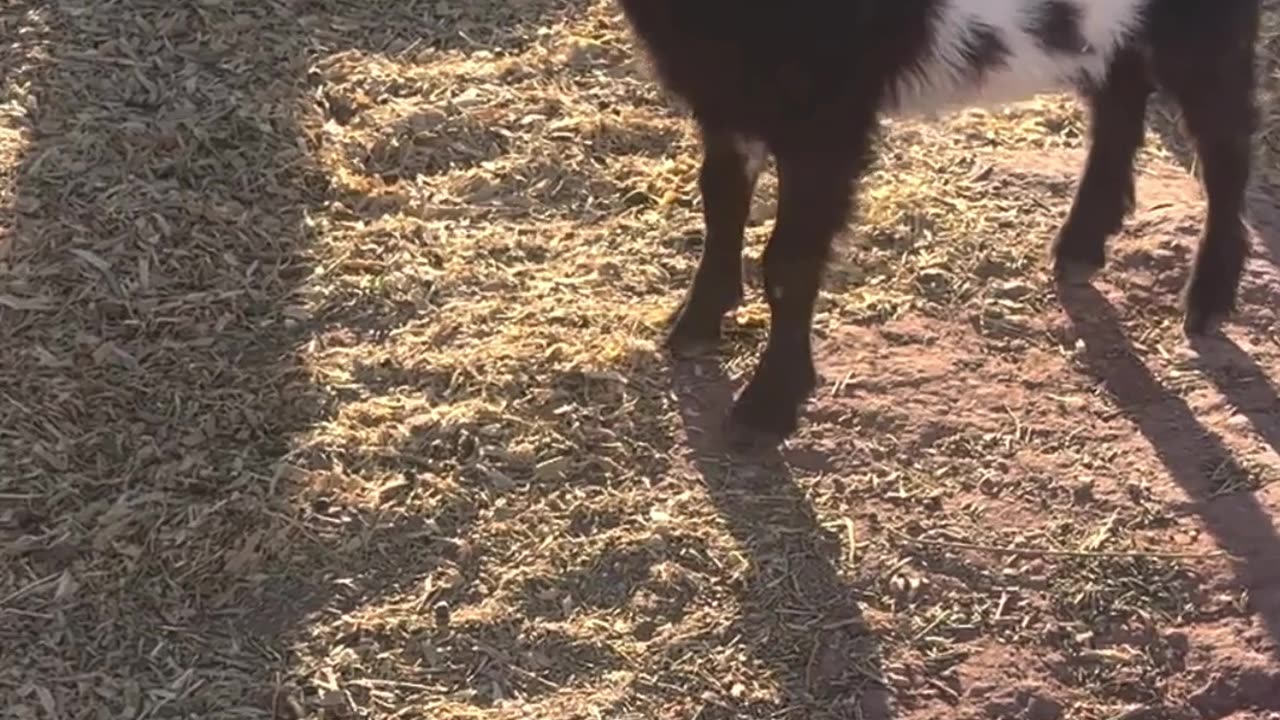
0 1 897 717
667 356 894 719
0 0 601 715
1059 284 1280 664
1131 80 1280 657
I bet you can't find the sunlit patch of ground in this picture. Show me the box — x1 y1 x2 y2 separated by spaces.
1 2 1278 718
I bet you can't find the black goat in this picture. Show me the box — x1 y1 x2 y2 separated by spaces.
617 0 1261 445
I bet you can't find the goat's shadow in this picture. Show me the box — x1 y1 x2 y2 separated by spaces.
1137 92 1280 650
1058 283 1280 659
1144 91 1280 394
1189 337 1280 461
666 354 894 719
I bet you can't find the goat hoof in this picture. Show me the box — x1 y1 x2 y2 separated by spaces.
665 321 722 357
665 293 739 356
724 393 800 451
1182 308 1228 337
1182 274 1237 339
1053 258 1102 286
723 411 791 453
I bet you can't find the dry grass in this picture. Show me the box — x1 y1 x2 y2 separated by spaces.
1 2 1279 719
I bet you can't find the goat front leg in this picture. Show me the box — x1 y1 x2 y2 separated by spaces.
1155 39 1256 335
1053 49 1152 284
666 129 766 355
726 139 861 447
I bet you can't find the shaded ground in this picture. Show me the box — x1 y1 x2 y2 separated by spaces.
1 1 1278 718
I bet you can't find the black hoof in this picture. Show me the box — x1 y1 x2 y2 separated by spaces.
722 373 812 451
723 407 794 453
1182 277 1236 338
1182 307 1228 338
663 289 741 357
664 319 723 357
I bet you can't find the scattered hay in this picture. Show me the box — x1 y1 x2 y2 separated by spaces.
2 1 1279 719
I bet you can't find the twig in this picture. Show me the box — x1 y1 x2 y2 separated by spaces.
0 572 59 607
349 678 438 693
886 527 1229 560
258 507 338 559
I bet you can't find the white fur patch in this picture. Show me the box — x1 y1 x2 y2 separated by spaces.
888 0 1149 117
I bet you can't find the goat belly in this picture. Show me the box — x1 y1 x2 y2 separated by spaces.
886 0 1150 117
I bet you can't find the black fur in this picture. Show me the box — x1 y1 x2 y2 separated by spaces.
1026 0 1094 55
616 0 1261 446
960 22 1013 82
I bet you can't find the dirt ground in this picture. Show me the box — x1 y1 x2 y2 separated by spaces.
1 1 1279 718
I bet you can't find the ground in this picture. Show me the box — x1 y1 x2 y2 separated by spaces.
1 1 1279 718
